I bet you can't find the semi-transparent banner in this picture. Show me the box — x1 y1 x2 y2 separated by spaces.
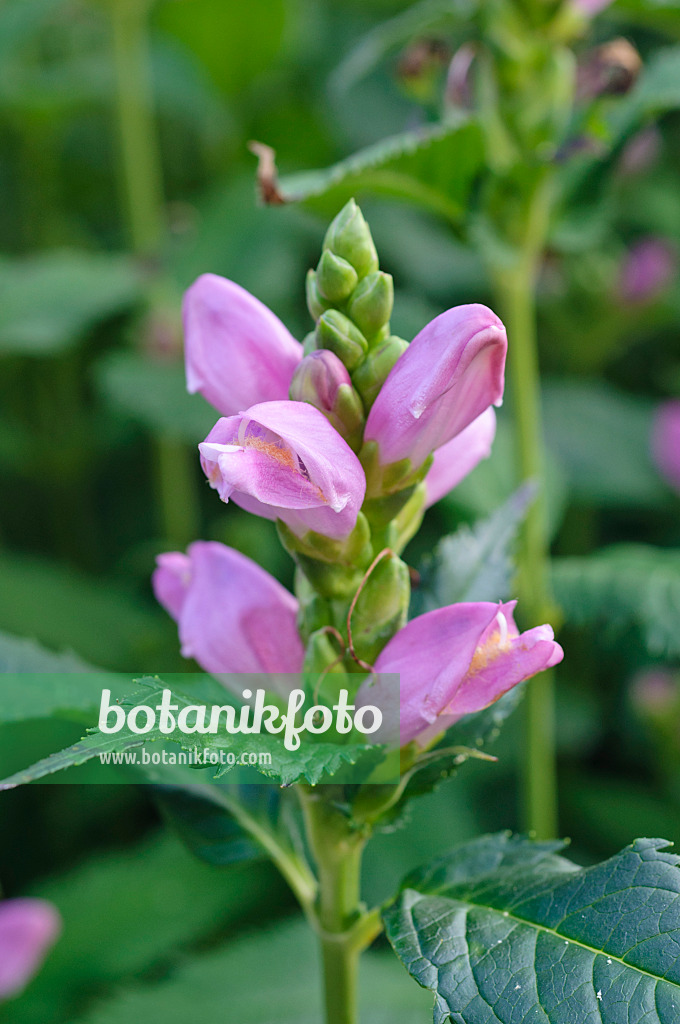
0 672 401 786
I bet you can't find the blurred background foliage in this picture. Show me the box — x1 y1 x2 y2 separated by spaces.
2 0 680 1020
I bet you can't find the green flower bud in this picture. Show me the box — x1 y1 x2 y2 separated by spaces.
350 553 410 665
323 199 379 279
315 249 359 303
302 331 317 356
347 271 394 340
351 335 408 411
306 269 330 321
315 310 368 371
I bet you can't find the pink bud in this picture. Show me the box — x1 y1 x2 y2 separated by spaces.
153 541 304 678
364 304 506 470
289 350 352 412
571 0 614 15
199 401 366 540
445 43 476 109
618 238 676 304
357 600 562 747
652 400 680 494
183 274 303 416
0 899 61 1001
424 407 496 508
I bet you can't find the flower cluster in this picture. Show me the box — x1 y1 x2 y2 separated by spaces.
154 200 562 751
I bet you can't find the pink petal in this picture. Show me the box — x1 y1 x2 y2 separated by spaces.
0 899 61 1001
365 304 506 469
154 541 304 678
424 407 496 507
183 274 303 416
152 552 192 620
199 401 366 539
356 602 501 746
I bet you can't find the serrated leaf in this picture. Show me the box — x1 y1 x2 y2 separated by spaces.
0 679 378 789
0 252 142 355
95 350 216 443
270 119 484 226
552 544 680 658
412 485 533 618
385 832 680 1023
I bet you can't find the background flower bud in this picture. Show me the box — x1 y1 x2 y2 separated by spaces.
315 249 359 303
0 899 61 1001
617 237 677 305
349 553 410 665
651 399 680 494
347 271 394 340
315 309 368 371
323 199 379 279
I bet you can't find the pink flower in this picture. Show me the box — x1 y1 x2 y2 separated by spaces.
364 304 506 471
424 407 496 508
183 274 303 416
199 401 366 539
153 541 304 677
356 600 563 747
652 400 680 494
571 0 614 14
618 238 677 305
0 899 61 1001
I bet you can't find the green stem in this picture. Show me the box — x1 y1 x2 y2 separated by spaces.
299 788 375 1024
491 176 558 840
109 0 200 548
110 0 164 258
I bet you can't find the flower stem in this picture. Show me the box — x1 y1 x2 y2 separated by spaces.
491 176 558 840
109 0 200 549
299 789 374 1024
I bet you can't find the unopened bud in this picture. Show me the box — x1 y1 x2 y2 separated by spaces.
352 335 408 411
323 200 379 280
348 272 394 340
306 269 330 321
316 309 368 371
315 250 358 303
303 628 345 676
350 553 410 665
290 350 365 448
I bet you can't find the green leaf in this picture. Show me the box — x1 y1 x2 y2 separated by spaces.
385 832 680 1023
272 119 484 227
0 551 169 670
155 785 267 866
552 544 680 658
542 379 668 508
0 252 142 355
75 917 431 1024
95 350 216 443
412 485 533 617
